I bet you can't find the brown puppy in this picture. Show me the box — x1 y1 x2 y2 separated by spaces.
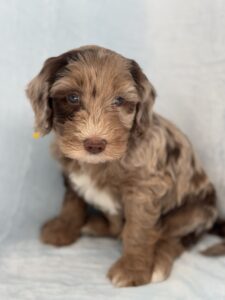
26 45 219 287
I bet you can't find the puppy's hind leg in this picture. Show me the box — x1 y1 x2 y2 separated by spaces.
151 237 184 283
162 188 218 239
150 188 218 282
150 198 217 283
201 220 225 256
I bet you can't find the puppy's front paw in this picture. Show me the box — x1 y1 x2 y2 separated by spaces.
41 217 80 246
107 256 151 287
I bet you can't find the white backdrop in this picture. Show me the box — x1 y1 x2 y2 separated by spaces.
0 1 225 299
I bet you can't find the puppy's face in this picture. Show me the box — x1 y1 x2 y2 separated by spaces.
51 52 139 163
27 46 156 164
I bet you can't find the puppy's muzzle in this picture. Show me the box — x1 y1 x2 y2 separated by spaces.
83 138 107 154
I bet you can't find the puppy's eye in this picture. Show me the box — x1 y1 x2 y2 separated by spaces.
67 94 80 104
112 97 125 106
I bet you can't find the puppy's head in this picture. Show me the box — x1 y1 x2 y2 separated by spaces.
26 46 156 164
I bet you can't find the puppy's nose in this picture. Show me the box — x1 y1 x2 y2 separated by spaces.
83 138 107 154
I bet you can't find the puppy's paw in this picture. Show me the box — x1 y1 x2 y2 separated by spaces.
107 256 151 287
81 224 98 236
81 215 108 237
41 217 80 246
81 215 119 237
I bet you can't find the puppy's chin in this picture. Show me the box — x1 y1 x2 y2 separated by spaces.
63 150 125 164
58 140 129 164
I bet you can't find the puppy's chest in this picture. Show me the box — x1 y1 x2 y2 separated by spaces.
69 172 121 215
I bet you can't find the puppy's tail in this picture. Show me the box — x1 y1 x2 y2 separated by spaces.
201 219 225 256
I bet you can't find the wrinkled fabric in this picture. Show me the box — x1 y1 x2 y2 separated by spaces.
0 0 224 299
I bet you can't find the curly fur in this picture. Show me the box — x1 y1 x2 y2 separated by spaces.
26 45 222 287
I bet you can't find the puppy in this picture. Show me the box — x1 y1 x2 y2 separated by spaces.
26 45 221 287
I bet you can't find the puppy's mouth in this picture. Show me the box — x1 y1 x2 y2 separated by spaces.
67 150 122 164
80 154 115 164
65 146 126 164
59 135 128 164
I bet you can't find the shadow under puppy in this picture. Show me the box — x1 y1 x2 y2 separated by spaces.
26 45 224 287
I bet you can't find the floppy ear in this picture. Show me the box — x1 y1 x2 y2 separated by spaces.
130 60 156 134
26 51 76 135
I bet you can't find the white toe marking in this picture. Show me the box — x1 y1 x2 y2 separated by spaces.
115 280 126 288
111 274 128 287
112 275 121 286
151 268 167 283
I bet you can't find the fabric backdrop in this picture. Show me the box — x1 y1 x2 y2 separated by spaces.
0 1 224 299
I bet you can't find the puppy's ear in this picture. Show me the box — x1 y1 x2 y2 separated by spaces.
26 51 76 135
130 60 156 134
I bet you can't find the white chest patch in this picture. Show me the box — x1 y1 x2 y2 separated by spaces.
69 172 120 215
